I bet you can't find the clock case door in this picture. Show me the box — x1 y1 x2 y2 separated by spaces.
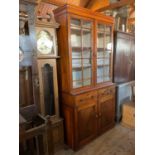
35 21 59 58
37 59 60 118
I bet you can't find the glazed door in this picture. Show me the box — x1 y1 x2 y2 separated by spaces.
76 100 97 147
96 22 113 84
98 98 115 134
70 17 93 89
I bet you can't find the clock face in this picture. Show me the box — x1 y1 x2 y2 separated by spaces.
37 30 54 55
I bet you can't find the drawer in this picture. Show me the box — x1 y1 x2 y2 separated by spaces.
98 86 115 99
75 91 97 105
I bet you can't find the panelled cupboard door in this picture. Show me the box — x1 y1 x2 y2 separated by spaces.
114 32 135 83
76 101 97 147
98 98 115 133
69 15 94 90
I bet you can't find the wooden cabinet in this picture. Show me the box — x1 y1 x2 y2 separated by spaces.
62 86 115 150
54 5 115 150
113 31 135 83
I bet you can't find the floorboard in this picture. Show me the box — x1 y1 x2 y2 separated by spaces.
55 124 135 155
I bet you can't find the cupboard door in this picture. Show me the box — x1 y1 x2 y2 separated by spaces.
76 101 97 147
70 18 93 89
96 23 112 84
98 99 115 133
114 32 135 83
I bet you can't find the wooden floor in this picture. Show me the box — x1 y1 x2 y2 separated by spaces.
55 124 135 155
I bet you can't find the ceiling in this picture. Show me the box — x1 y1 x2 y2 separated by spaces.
42 0 135 12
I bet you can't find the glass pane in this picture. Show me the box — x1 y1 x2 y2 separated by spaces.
72 69 82 81
103 76 110 82
83 49 91 58
72 51 81 59
42 64 55 116
105 26 111 33
98 24 105 32
71 29 81 47
97 59 104 65
103 66 110 75
71 18 81 27
72 59 82 68
73 81 82 88
104 58 110 65
97 76 104 83
83 79 91 86
83 58 91 67
82 21 91 28
105 34 112 50
97 33 104 48
83 67 91 79
83 29 91 47
97 66 103 77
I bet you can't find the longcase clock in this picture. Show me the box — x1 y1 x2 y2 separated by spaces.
35 9 64 153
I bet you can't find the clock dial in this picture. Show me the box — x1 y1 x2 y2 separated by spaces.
37 30 54 55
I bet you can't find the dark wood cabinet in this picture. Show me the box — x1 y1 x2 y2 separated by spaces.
54 5 116 150
113 31 135 83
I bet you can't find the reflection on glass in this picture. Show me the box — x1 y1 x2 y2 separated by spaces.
83 79 91 86
72 59 82 68
97 66 103 77
72 69 82 81
83 67 91 79
97 33 104 48
105 34 112 50
83 50 91 58
71 18 92 88
97 51 109 58
71 18 81 27
83 59 91 67
73 81 82 88
83 21 91 28
71 29 81 47
97 59 104 65
98 24 105 31
83 30 91 47
42 64 55 116
97 76 104 83
72 51 81 58
105 26 111 33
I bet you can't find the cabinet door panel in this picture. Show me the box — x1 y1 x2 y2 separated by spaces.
77 101 97 146
114 32 135 83
99 99 115 133
70 17 93 89
96 23 112 84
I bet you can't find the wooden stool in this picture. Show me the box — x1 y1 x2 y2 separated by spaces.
19 105 53 155
121 101 135 129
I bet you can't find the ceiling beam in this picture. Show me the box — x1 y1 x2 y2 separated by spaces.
42 0 66 6
96 0 134 12
86 0 109 11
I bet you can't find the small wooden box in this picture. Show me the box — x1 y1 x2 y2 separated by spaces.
121 101 135 128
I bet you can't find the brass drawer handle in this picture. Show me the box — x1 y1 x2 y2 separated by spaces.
95 114 98 118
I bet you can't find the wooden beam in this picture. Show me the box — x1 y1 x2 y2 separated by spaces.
42 0 66 6
85 0 94 8
96 0 134 12
86 0 109 11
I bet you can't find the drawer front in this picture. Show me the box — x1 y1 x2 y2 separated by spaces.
98 86 115 100
75 91 97 106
